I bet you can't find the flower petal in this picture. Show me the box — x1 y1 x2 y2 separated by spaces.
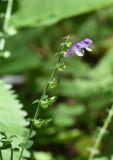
64 50 74 57
86 46 92 52
83 38 93 45
75 50 84 56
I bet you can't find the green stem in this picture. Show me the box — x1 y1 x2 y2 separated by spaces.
0 150 3 160
88 105 113 160
10 148 13 160
0 0 13 53
3 0 13 32
18 54 63 160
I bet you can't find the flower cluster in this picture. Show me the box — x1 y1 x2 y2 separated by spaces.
64 38 93 57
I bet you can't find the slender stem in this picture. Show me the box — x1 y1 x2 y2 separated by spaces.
10 148 13 160
88 105 113 160
18 54 63 160
0 0 13 54
0 150 3 160
3 0 13 32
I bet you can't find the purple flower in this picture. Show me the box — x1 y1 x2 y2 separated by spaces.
64 38 93 57
80 38 93 51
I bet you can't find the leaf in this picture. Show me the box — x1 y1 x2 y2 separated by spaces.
93 157 108 160
56 129 80 142
19 140 33 149
75 136 93 157
58 74 113 100
33 151 54 160
11 0 113 28
53 103 85 127
0 29 41 74
0 80 29 159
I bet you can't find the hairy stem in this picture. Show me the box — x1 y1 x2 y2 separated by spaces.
88 105 113 160
0 150 3 160
18 53 63 160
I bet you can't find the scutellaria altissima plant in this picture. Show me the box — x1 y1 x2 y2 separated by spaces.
17 36 93 160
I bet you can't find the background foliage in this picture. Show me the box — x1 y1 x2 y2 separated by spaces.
1 0 113 159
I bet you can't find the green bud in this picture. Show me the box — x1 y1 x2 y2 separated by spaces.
43 119 52 127
49 79 58 89
49 96 57 104
41 100 49 109
58 62 66 71
34 119 44 128
61 36 72 48
34 119 52 128
65 42 72 48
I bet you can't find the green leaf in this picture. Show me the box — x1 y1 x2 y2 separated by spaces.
19 140 33 149
33 151 54 160
0 30 41 74
11 0 113 28
53 103 85 127
93 157 108 160
0 80 29 159
56 129 80 142
58 74 113 105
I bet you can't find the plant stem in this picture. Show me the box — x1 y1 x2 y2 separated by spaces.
10 148 13 160
0 150 3 160
18 54 63 160
0 0 13 53
88 105 113 160
3 0 13 32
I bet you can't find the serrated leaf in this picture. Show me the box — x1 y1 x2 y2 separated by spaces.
0 80 29 159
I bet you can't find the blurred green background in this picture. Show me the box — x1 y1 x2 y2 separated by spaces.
1 0 113 160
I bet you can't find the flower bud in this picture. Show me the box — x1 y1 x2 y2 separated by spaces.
41 100 49 109
49 79 58 89
58 62 66 71
43 119 52 127
65 42 72 48
49 96 57 103
34 119 52 128
34 119 44 128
